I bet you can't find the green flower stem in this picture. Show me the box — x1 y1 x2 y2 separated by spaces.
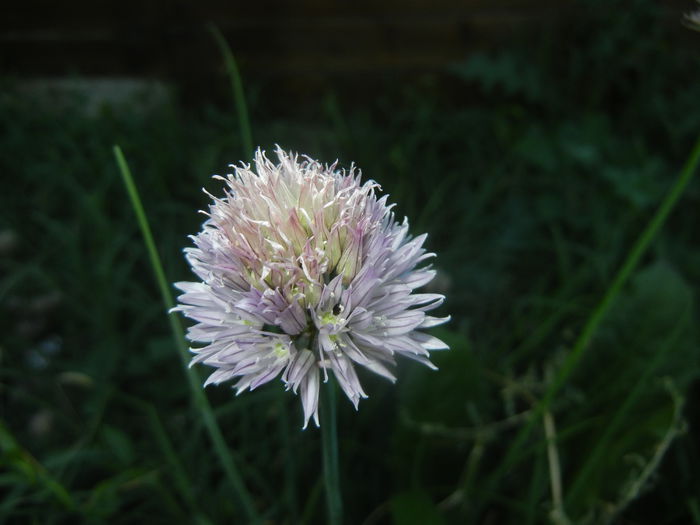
321 377 343 525
113 145 260 523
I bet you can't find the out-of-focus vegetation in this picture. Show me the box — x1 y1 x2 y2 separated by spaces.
1 1 699 523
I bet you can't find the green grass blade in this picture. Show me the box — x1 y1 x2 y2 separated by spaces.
145 406 202 516
544 134 700 406
113 145 260 522
209 24 254 160
565 301 691 505
113 147 184 366
0 419 77 511
485 135 700 502
119 394 204 519
524 445 546 525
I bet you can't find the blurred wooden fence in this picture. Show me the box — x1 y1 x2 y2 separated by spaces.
1 0 692 103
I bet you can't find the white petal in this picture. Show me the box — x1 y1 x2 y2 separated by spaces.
283 349 315 392
300 365 320 429
411 331 450 350
203 367 236 387
419 315 451 328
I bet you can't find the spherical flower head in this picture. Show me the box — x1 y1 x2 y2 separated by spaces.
174 147 450 428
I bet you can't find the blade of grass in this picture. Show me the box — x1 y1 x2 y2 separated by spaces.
144 407 203 518
209 24 254 160
113 145 259 523
524 444 546 525
604 379 685 523
688 498 700 524
0 485 27 516
506 264 590 365
119 394 207 521
459 434 485 505
565 301 691 505
0 419 77 511
482 135 700 507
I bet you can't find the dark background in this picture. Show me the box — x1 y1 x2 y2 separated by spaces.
1 1 700 524
3 1 569 102
5 1 693 107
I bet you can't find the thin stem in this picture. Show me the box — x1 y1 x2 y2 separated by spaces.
209 24 254 161
0 419 77 511
543 366 570 525
321 377 343 525
543 409 569 525
113 145 260 523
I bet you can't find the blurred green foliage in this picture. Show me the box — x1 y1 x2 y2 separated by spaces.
1 0 700 523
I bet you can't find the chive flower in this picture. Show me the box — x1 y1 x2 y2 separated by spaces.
174 148 449 427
